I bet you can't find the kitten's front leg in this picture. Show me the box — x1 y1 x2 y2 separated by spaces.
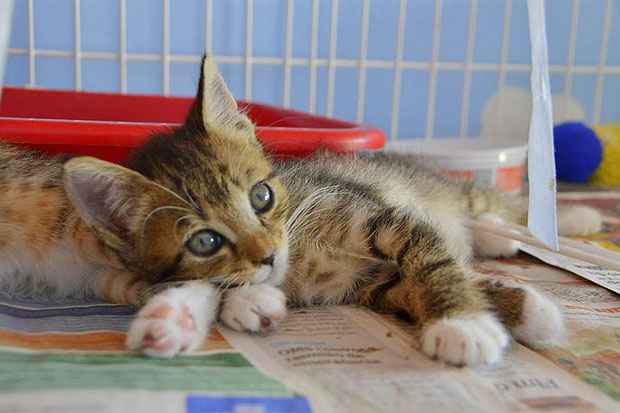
362 212 510 366
219 284 287 334
126 281 220 358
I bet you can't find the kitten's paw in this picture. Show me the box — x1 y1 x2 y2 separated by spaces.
220 284 287 334
126 296 205 358
513 286 564 346
421 312 510 366
558 205 603 236
473 213 520 258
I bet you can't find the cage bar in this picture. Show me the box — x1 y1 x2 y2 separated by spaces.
205 0 213 56
459 0 478 138
390 0 407 141
27 0 35 87
425 0 442 140
244 0 254 100
308 0 319 113
594 0 612 124
326 0 339 117
355 0 370 123
73 0 82 91
563 0 579 113
7 48 620 76
283 0 294 108
162 0 170 96
497 0 513 91
119 0 127 93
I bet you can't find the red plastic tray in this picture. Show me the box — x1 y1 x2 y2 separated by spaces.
0 87 385 164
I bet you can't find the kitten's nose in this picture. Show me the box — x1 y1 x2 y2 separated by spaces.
261 254 275 266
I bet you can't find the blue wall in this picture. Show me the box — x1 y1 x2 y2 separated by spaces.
4 0 620 139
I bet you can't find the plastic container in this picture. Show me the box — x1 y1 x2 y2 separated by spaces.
0 87 385 163
386 138 528 194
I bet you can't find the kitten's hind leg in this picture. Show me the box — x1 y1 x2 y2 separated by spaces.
126 281 220 358
558 205 603 236
472 205 604 259
476 277 565 347
472 213 521 258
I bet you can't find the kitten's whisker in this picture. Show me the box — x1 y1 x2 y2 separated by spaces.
286 186 341 233
182 182 202 213
141 205 193 239
173 214 195 240
224 274 242 292
149 180 195 210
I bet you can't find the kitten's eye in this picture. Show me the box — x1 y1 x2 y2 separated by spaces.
186 230 224 256
250 182 274 213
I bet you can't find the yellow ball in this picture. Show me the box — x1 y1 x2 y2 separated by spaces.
590 124 620 186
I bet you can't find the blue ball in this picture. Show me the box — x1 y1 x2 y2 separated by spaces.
554 122 603 183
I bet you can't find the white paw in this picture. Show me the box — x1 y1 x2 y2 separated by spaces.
473 213 520 258
126 292 206 358
558 205 603 236
421 312 510 366
513 286 565 346
220 284 287 334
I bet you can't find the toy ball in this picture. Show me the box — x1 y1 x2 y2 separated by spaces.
553 122 603 183
591 124 620 186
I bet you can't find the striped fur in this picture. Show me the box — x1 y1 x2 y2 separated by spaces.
276 152 521 320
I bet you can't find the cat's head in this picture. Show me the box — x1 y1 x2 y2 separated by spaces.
63 57 289 288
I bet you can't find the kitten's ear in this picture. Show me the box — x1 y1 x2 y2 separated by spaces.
185 55 254 136
63 157 171 248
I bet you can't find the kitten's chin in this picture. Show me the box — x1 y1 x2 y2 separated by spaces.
252 242 289 287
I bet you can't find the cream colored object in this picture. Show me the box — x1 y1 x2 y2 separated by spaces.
481 87 587 144
386 139 527 194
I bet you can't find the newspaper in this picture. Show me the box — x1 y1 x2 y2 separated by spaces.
520 243 620 295
222 304 618 413
220 213 620 413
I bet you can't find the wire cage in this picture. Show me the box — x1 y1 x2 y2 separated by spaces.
3 0 620 142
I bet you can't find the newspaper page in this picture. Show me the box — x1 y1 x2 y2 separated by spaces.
520 190 620 295
222 304 618 413
476 258 620 404
520 243 620 295
220 191 620 413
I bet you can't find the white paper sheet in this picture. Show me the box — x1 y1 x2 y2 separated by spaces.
526 0 559 251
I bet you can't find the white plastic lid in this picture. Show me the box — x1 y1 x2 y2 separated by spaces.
385 138 528 170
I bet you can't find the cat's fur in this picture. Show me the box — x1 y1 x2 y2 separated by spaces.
0 57 601 365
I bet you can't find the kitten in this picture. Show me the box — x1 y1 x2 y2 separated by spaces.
0 57 601 366
124 57 601 365
0 59 290 358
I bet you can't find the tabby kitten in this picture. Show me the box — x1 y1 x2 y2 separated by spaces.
123 57 601 366
0 59 290 357
0 57 601 366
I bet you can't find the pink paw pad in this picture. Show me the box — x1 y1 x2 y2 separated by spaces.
127 301 201 357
